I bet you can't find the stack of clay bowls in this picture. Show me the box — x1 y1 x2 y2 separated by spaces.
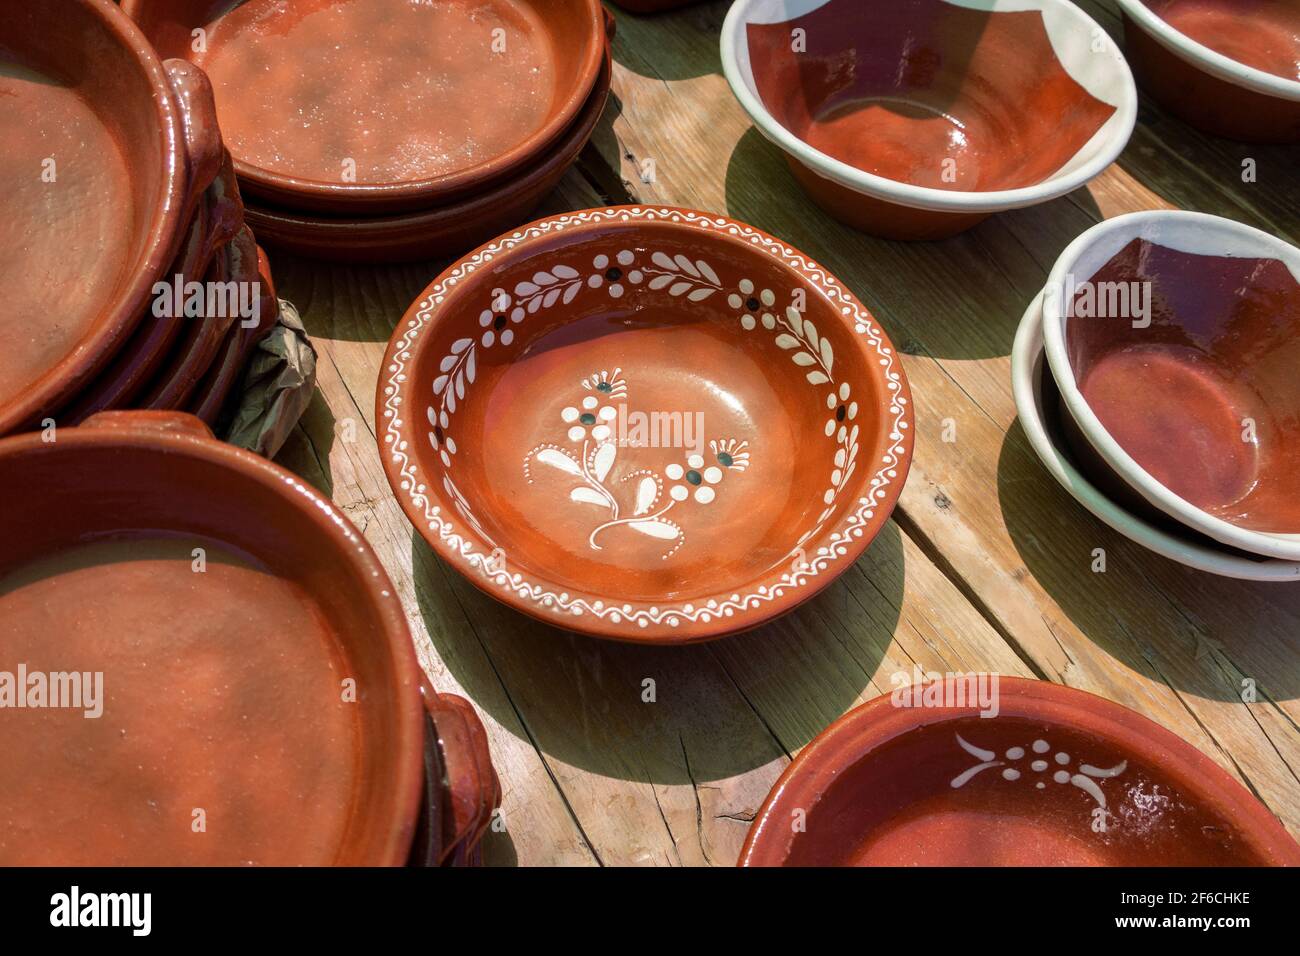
1013 210 1300 582
0 0 279 438
123 0 613 263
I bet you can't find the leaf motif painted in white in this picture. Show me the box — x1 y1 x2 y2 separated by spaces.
466 349 476 384
534 271 556 285
775 334 800 350
687 287 715 302
820 337 834 373
553 264 579 280
433 374 449 395
651 251 676 271
570 487 607 507
629 519 679 540
634 476 657 515
440 354 458 372
537 449 582 476
807 371 829 385
668 281 691 297
696 260 720 285
674 254 700 277
515 280 540 295
451 338 472 354
648 273 674 290
793 352 816 366
592 442 616 482
563 282 582 304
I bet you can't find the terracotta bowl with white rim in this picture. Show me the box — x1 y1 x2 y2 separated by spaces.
378 206 913 643
1042 211 1300 562
1013 289 1300 582
720 0 1137 240
740 677 1300 866
1115 0 1300 142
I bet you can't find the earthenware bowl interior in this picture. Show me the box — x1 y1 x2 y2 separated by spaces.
1140 0 1300 84
408 221 886 605
127 0 605 205
0 436 420 864
746 681 1300 866
0 0 173 408
1053 216 1300 536
733 0 1123 192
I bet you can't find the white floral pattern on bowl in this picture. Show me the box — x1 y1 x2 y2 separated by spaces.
380 207 911 634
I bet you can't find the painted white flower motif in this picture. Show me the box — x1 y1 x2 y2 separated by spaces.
710 438 751 472
560 394 618 443
729 278 779 331
525 375 754 558
951 734 1129 817
588 251 636 299
582 367 627 400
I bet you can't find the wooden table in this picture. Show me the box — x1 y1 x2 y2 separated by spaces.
269 0 1300 866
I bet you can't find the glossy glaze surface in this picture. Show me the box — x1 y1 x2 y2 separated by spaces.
1066 238 1300 533
741 678 1300 866
380 206 913 641
745 0 1115 192
1145 0 1300 82
0 59 133 399
0 536 357 866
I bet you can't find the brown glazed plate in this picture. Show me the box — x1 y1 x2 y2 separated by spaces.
0 412 425 865
123 0 607 214
720 0 1137 239
1116 0 1300 142
241 47 612 263
0 0 206 435
740 677 1300 866
1042 210 1300 561
378 206 914 643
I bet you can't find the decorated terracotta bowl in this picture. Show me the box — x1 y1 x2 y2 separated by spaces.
0 412 428 865
720 0 1137 240
124 0 607 214
0 0 221 435
740 677 1300 866
1116 0 1300 142
1042 211 1300 562
241 46 612 263
1012 289 1300 582
378 206 913 642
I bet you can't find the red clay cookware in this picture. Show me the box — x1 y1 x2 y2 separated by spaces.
740 677 1300 866
241 45 613 263
720 0 1137 239
378 205 913 643
0 0 219 435
1116 0 1300 142
0 411 498 865
123 0 607 215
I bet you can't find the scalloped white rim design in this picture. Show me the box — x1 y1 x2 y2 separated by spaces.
721 0 1139 214
381 207 911 631
1114 0 1300 102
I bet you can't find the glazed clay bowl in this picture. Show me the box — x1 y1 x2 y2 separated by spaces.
241 47 612 263
0 0 220 435
0 411 424 865
124 0 607 215
1116 0 1300 142
720 0 1137 240
1042 211 1300 561
379 206 914 643
1012 289 1300 582
740 677 1300 866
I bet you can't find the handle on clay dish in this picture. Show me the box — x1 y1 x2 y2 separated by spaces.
79 410 216 441
163 59 225 220
420 683 501 865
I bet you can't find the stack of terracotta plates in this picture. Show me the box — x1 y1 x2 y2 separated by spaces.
123 0 613 263
0 0 280 438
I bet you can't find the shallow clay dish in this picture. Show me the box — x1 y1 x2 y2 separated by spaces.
1013 290 1300 582
242 49 612 263
1042 211 1300 561
378 206 913 642
721 0 1137 239
0 411 430 865
1116 0 1300 142
0 0 217 434
741 677 1300 866
124 0 606 214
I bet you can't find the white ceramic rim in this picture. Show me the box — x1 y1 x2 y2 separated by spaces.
1012 291 1300 582
720 0 1139 214
1041 210 1300 560
1114 0 1300 102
